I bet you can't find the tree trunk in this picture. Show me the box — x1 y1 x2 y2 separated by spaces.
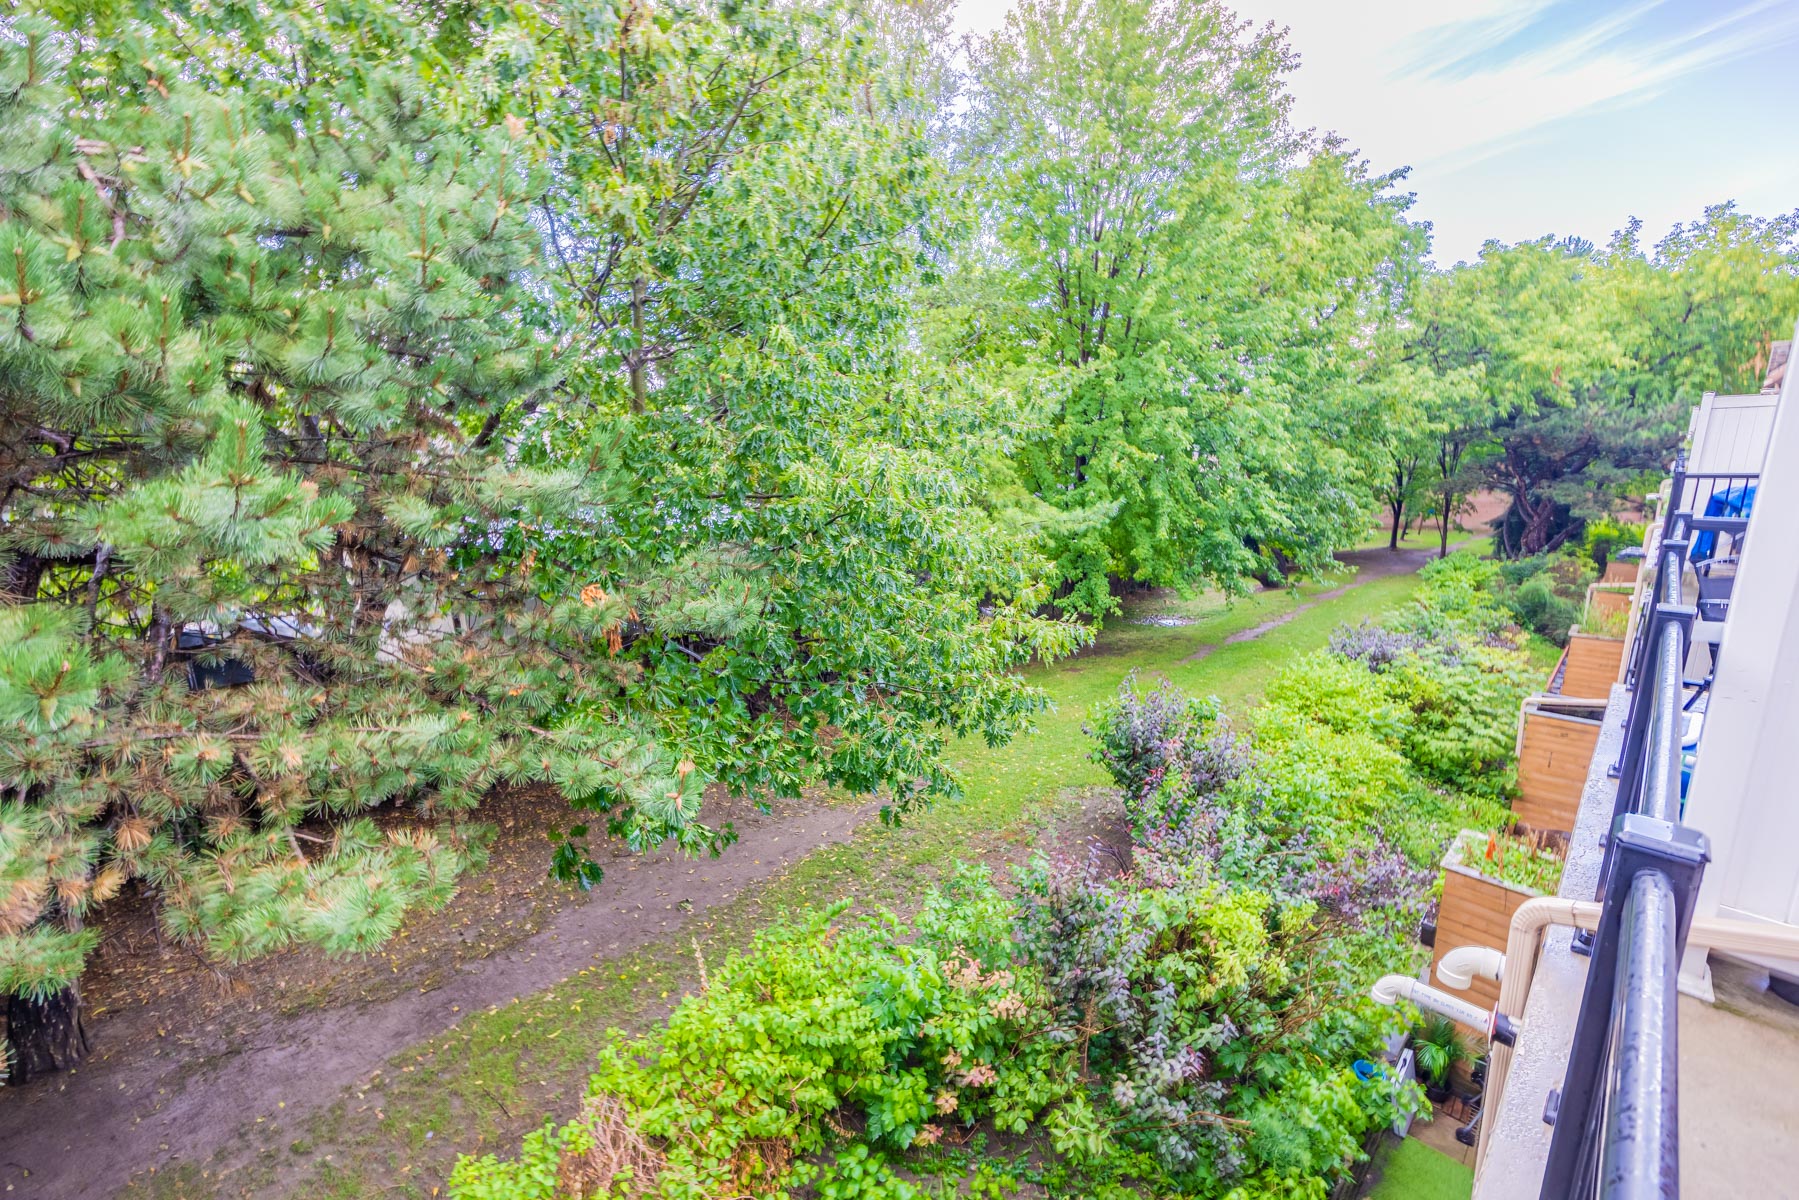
1 551 43 602
6 986 90 1082
629 275 647 414
1437 486 1450 557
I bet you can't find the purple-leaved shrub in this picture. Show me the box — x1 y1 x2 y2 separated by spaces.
1087 673 1248 840
1328 619 1438 672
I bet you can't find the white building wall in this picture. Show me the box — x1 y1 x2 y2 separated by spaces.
1682 318 1799 956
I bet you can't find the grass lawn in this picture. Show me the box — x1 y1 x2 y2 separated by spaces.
1350 522 1498 554
131 566 1440 1200
1352 524 1453 551
1366 1137 1474 1200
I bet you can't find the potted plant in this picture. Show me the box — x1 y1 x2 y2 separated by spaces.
1412 1014 1473 1104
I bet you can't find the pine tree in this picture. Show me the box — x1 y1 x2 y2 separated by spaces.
0 19 574 1075
1 2 1080 1077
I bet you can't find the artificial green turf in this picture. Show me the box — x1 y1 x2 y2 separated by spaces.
1366 1136 1474 1200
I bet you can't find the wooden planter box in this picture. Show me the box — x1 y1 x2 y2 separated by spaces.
1586 586 1632 623
1601 560 1639 585
1514 701 1605 833
1429 836 1551 1084
1560 632 1625 699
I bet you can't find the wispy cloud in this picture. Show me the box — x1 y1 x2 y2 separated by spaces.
1340 0 1799 169
947 0 1799 262
950 0 1799 165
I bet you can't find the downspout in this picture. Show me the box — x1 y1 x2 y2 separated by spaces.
1473 897 1602 1165
1459 897 1799 1167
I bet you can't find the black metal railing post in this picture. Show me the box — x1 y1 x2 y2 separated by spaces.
1599 869 1680 1196
1622 523 1686 691
1610 537 1693 800
1522 459 1749 1197
1659 454 1687 541
1538 816 1709 1200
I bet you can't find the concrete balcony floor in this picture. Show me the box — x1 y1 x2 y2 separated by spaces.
1681 956 1799 1198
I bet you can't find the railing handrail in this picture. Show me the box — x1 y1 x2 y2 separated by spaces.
1538 485 1714 1200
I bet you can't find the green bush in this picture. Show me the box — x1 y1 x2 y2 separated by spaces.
1400 553 1513 640
1507 576 1580 644
1246 705 1418 854
450 873 1075 1199
1581 516 1638 572
1492 552 1595 645
451 551 1540 1200
1385 645 1539 798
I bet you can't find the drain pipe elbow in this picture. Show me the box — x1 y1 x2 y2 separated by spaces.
1437 945 1506 991
1370 974 1498 1033
1477 897 1603 1166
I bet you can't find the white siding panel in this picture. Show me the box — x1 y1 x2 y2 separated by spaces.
1691 393 1777 475
1684 329 1799 952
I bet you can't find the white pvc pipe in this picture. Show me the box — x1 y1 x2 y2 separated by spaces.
1371 974 1498 1034
1437 945 1507 991
1473 900 1799 1168
1477 898 1600 1165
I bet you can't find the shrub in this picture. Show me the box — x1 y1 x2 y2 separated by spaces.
1245 707 1418 854
1088 675 1248 840
1581 516 1637 571
1328 621 1434 673
1492 552 1596 645
1013 857 1404 1193
1383 645 1539 797
1400 553 1513 639
1260 652 1411 746
451 877 1073 1199
1508 576 1580 644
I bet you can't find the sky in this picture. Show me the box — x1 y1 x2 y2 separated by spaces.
949 0 1799 265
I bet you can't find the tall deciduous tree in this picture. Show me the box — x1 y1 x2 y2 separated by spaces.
950 0 1424 612
1407 213 1797 556
1361 360 1484 553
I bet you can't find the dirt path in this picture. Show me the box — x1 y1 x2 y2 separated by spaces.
0 797 873 1200
0 539 1466 1200
1180 542 1462 663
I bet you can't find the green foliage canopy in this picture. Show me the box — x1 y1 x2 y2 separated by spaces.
0 0 1080 1060
944 0 1426 612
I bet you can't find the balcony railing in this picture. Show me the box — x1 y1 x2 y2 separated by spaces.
1533 464 1748 1199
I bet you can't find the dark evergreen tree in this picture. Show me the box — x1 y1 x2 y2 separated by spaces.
0 4 1079 1077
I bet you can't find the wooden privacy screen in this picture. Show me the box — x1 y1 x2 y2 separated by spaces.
1514 707 1604 832
1560 633 1625 699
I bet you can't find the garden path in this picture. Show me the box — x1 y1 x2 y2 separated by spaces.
0 540 1459 1200
1179 542 1467 663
